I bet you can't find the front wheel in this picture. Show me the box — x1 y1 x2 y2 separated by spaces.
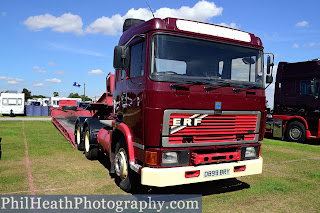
84 127 99 160
285 121 306 143
114 137 140 193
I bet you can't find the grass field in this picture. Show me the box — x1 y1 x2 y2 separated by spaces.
0 120 319 212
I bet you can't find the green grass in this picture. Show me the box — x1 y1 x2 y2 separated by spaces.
0 120 124 195
0 122 319 212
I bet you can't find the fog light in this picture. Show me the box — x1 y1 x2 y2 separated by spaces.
162 152 178 164
245 147 256 158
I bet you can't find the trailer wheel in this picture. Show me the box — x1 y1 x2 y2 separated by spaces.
285 121 306 143
84 127 99 160
75 123 84 151
114 137 140 193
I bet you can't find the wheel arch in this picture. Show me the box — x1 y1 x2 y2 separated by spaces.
111 121 135 163
284 116 309 133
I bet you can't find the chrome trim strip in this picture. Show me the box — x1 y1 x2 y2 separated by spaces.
132 142 144 150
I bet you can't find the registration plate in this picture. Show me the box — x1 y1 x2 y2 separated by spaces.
204 168 230 178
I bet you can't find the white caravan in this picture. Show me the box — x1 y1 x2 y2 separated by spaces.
0 93 25 115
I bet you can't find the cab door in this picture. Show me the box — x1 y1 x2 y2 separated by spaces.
122 41 146 144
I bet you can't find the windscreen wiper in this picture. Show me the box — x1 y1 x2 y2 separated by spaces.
204 81 231 92
170 80 211 89
233 85 261 93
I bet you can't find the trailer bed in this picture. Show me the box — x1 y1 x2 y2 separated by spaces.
52 116 78 147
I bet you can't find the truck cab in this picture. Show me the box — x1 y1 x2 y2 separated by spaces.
266 59 320 142
108 18 269 190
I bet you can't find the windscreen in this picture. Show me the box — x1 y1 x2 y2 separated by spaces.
150 34 263 88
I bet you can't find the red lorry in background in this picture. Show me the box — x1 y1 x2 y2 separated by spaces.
266 59 320 143
51 17 273 192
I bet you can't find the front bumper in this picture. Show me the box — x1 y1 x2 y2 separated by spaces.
141 157 263 187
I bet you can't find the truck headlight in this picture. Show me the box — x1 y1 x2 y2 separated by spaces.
162 152 178 164
161 150 190 167
245 147 256 158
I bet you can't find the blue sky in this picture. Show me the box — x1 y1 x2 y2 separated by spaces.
0 0 319 107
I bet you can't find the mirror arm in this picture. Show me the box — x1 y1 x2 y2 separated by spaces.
123 34 146 47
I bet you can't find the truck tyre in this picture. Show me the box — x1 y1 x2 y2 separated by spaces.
75 123 84 151
285 121 306 143
84 126 99 160
114 136 140 193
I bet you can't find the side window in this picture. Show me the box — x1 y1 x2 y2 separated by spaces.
2 98 8 105
130 42 145 78
301 81 311 95
8 98 17 105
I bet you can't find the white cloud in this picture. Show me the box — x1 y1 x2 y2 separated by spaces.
86 1 223 35
2 12 6 17
295 21 308 27
85 14 124 35
24 13 83 35
48 62 56 66
154 1 222 21
55 71 66 75
32 66 41 70
298 42 319 48
88 69 104 75
45 78 61 83
293 43 299 48
35 70 48 73
33 83 45 87
7 81 20 85
32 65 48 73
218 22 239 29
0 76 24 82
309 42 316 47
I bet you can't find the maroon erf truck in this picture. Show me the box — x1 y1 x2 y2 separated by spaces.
266 59 320 143
56 18 273 192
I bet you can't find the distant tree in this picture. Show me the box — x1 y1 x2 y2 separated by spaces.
22 88 31 100
67 93 91 101
80 95 92 102
53 92 59 97
68 93 80 98
31 95 46 98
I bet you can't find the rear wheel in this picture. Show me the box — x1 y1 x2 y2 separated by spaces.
84 126 99 160
114 137 140 193
75 123 84 151
285 121 306 143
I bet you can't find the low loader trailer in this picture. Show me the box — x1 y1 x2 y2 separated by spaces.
51 17 273 192
50 100 92 148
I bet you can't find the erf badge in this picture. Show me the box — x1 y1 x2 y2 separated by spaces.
215 102 222 110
